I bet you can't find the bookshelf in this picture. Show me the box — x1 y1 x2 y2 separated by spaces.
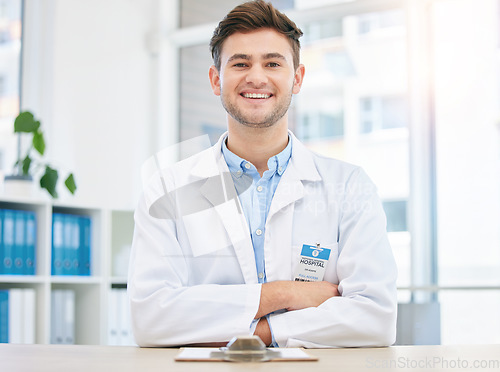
0 195 133 345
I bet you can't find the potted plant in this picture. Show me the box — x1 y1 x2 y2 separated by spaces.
4 111 76 198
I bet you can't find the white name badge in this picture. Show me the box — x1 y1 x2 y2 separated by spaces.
293 244 331 282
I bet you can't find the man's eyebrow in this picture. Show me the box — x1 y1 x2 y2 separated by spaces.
227 54 251 63
263 52 287 61
226 53 287 63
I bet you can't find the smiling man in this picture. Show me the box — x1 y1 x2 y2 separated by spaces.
128 0 398 348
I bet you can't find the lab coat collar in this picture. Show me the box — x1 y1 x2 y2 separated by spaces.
287 130 322 183
265 131 322 222
193 131 321 183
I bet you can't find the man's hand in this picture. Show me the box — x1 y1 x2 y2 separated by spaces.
253 318 272 346
255 281 339 319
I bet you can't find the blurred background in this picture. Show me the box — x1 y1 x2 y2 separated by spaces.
0 0 499 345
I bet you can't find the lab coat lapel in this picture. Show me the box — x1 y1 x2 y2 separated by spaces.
265 134 322 282
267 162 304 220
265 163 302 282
196 137 258 284
268 132 322 221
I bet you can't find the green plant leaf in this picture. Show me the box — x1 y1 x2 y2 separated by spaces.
22 155 32 175
33 130 46 155
64 173 77 194
40 166 59 198
14 111 40 133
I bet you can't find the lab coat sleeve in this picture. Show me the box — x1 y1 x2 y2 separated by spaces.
269 167 398 348
127 195 262 347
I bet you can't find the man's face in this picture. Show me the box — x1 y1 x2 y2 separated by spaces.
209 28 304 129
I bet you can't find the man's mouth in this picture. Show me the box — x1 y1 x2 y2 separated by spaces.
241 93 272 99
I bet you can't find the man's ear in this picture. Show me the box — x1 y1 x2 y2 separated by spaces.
209 65 221 96
292 64 305 94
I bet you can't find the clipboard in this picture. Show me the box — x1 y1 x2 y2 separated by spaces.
175 347 318 362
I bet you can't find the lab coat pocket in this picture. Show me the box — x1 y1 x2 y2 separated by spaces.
291 242 339 283
182 199 245 257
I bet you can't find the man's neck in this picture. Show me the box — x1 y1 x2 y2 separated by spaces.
226 121 289 176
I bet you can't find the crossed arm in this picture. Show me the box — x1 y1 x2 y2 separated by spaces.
190 281 340 347
254 281 340 345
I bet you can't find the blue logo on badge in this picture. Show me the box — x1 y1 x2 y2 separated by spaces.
300 245 331 260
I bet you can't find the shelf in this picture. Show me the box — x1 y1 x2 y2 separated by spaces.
0 275 46 284
49 276 102 285
0 199 134 345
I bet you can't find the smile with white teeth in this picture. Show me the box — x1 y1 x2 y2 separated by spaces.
242 93 271 99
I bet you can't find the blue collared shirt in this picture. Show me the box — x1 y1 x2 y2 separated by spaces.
222 135 292 346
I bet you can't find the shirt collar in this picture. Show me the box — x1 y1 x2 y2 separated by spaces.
268 135 292 176
221 134 292 178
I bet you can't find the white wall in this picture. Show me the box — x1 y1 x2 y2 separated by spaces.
22 0 158 209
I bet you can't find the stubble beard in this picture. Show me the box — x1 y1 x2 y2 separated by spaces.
220 88 293 129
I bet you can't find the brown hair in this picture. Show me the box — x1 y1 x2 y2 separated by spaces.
210 0 303 71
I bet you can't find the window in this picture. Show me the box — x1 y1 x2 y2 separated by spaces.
359 95 408 133
179 0 294 28
383 199 408 233
357 8 405 34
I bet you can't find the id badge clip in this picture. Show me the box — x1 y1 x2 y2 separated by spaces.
293 243 331 282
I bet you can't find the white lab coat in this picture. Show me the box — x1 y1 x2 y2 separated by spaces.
128 132 397 348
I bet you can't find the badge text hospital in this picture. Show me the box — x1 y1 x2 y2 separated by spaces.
293 244 331 282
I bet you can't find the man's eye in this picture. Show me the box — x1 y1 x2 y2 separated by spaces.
233 63 247 68
267 62 280 67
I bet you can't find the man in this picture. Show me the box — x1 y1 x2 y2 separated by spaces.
128 0 397 348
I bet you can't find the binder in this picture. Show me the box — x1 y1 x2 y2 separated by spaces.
0 290 8 343
8 289 23 343
51 289 75 344
25 212 36 275
108 289 119 345
23 289 36 344
0 209 3 275
119 289 134 345
51 214 64 275
69 216 80 276
80 216 91 276
13 211 26 275
2 210 15 275
50 290 64 344
62 215 73 275
63 290 75 344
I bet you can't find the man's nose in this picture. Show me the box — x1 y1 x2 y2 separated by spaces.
245 65 268 86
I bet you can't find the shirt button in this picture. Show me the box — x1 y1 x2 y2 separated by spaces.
258 272 264 279
255 229 263 236
278 166 283 173
236 170 242 176
244 163 251 169
257 186 263 192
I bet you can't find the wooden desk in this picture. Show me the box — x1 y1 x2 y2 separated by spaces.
1 344 499 372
